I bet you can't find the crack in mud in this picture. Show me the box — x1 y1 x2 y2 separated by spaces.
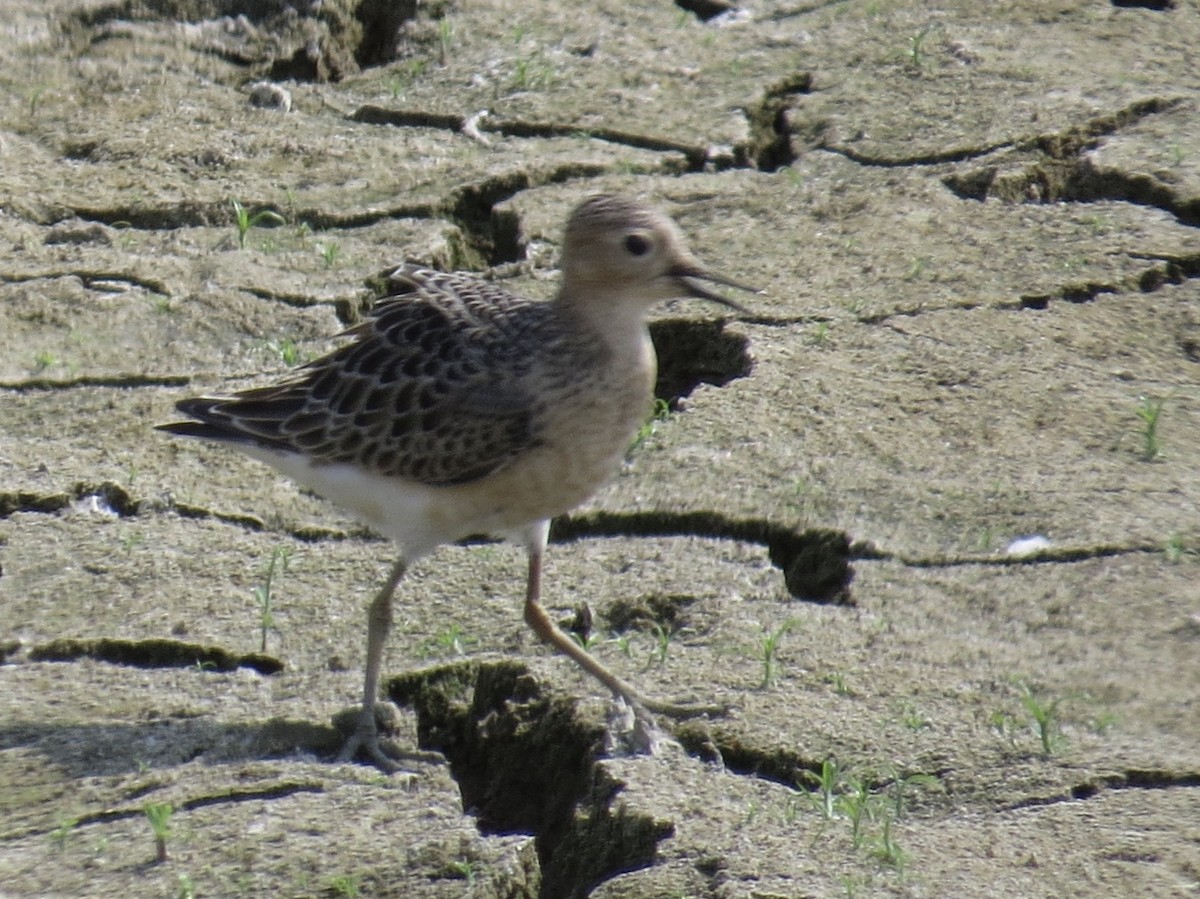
0 373 190 391
943 96 1199 227
855 245 1200 322
553 511 856 604
68 0 439 83
827 139 1015 168
969 156 1200 228
1002 768 1200 811
0 269 171 294
63 198 432 232
9 478 1158 598
387 660 671 899
7 781 325 841
871 542 1163 568
683 727 952 798
0 481 139 518
1017 282 1118 310
3 478 1163 601
352 104 716 171
743 71 813 171
241 285 365 325
27 637 283 675
674 0 741 22
837 96 1183 172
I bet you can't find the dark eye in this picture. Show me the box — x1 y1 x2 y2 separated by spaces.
623 233 651 256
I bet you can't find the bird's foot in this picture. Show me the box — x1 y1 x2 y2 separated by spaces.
604 697 679 756
603 693 729 757
637 694 730 719
332 703 444 775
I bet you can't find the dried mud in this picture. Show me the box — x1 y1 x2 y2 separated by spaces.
1 1 1199 897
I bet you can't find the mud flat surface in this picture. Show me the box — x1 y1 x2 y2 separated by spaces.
1 1 1199 897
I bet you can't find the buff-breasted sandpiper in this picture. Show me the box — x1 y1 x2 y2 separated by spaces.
159 194 756 770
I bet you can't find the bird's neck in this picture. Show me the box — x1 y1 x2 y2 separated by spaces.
554 287 654 349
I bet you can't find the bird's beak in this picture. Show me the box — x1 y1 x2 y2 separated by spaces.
669 261 761 314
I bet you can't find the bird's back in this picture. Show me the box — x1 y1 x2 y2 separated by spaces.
160 265 565 487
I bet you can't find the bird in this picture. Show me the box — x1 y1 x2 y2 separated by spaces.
157 193 757 771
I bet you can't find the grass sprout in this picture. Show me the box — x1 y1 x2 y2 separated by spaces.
144 802 174 863
328 874 361 898
798 760 929 872
646 622 672 669
1165 533 1198 562
905 23 940 72
1136 395 1164 461
758 618 799 688
422 623 476 658
993 682 1067 756
50 815 77 851
628 397 671 455
232 199 286 249
253 546 292 653
1020 684 1065 756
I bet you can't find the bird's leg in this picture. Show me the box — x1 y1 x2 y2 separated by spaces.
337 557 410 772
521 533 726 720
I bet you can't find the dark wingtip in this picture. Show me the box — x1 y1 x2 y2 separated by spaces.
173 396 220 418
156 420 214 438
157 399 245 444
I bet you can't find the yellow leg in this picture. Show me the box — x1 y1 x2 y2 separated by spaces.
521 532 725 718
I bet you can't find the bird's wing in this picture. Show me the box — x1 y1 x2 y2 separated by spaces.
159 266 545 486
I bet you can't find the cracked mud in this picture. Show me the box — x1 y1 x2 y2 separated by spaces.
2 1 1199 897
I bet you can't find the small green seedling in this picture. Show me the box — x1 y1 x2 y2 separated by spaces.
991 709 1021 749
176 873 196 899
1090 711 1118 735
569 630 602 651
1020 685 1065 756
144 802 174 863
994 683 1067 755
905 23 938 72
888 770 937 820
50 815 77 851
825 670 854 696
802 756 843 820
870 816 908 870
423 622 476 657
446 859 476 885
253 546 291 653
510 53 553 91
389 59 428 98
628 397 670 455
328 874 360 898
614 633 634 658
231 199 286 249
799 759 927 872
758 618 799 688
839 775 876 847
1135 395 1164 461
318 242 340 269
646 622 672 669
1165 534 1197 563
902 255 929 280
437 18 454 65
268 337 303 367
899 703 931 731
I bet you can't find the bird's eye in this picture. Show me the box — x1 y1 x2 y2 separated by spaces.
623 233 651 257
